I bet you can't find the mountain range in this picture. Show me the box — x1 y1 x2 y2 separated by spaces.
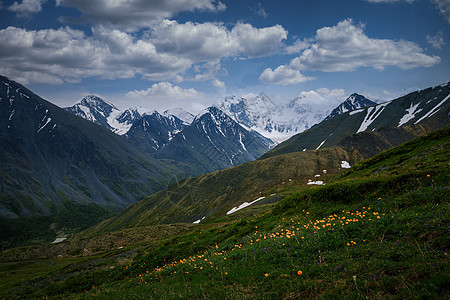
64 91 377 164
65 96 274 172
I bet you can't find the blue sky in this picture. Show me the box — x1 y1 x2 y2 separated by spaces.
0 0 449 113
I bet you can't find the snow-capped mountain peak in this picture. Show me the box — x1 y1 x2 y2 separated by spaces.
80 95 117 110
324 93 376 121
65 95 120 129
65 97 159 135
250 92 281 111
215 92 329 144
163 108 194 125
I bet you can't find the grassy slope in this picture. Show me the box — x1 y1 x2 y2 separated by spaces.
86 146 362 233
1 126 448 299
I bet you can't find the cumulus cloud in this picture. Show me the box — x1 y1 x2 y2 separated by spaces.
126 82 201 99
56 0 226 31
316 88 346 98
0 26 191 84
261 19 441 85
8 0 46 17
124 82 209 112
0 19 288 85
230 23 287 57
295 19 440 71
259 65 314 85
284 39 311 54
291 88 348 109
427 31 445 49
150 20 287 60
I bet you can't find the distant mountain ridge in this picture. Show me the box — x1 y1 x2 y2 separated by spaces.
66 91 376 151
126 111 186 152
155 107 274 172
262 82 450 159
215 92 375 143
65 96 275 172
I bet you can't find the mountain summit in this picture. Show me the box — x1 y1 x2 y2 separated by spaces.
64 95 120 130
216 92 330 143
156 106 274 172
324 93 376 121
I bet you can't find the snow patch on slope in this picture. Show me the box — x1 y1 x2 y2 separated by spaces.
37 117 52 132
316 140 326 150
357 102 390 133
341 161 351 169
398 102 422 126
227 196 266 215
414 94 450 124
307 180 324 185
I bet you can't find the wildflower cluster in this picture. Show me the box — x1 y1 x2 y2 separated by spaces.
123 206 385 285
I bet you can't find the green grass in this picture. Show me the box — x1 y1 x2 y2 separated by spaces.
0 202 113 251
0 257 88 296
0 127 448 299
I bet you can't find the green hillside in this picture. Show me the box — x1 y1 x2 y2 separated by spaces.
83 145 362 233
1 126 448 299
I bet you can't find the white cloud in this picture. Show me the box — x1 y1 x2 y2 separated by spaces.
230 23 287 57
126 82 201 99
316 88 346 98
294 89 347 108
260 19 441 85
251 3 268 18
151 20 287 60
431 0 450 23
295 19 440 71
427 31 445 49
259 65 314 85
0 20 288 85
212 79 226 89
8 0 46 17
284 39 311 54
124 82 209 113
56 0 226 32
0 26 191 84
240 92 259 99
